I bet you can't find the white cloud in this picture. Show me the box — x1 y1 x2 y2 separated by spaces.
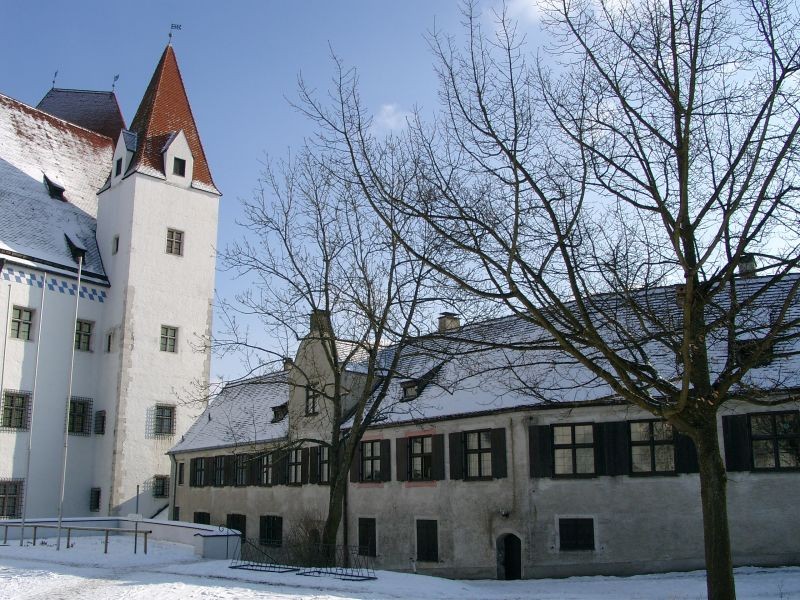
505 0 542 25
375 103 411 132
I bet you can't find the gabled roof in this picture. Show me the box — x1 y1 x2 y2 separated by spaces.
0 93 112 281
127 45 219 195
37 88 125 141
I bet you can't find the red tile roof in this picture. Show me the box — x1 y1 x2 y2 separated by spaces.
37 89 126 141
128 45 219 195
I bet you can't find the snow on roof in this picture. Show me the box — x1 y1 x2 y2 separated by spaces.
0 93 112 279
169 372 290 454
37 88 125 141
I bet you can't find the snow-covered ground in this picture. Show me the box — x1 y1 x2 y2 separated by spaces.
0 536 798 599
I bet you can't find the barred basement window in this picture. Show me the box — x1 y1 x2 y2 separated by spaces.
410 436 433 481
94 410 106 435
0 480 23 518
193 511 210 525
152 475 169 498
559 518 595 551
74 320 93 351
166 228 184 256
89 487 101 512
416 519 438 562
464 430 492 479
10 307 33 341
630 421 675 474
553 424 595 476
259 515 282 546
154 405 175 435
750 412 800 470
160 326 178 353
288 449 302 485
68 397 92 435
2 391 30 430
360 440 382 482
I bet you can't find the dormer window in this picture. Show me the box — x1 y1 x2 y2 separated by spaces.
734 338 774 368
271 403 288 423
43 175 65 201
173 157 186 177
402 381 419 401
115 158 123 177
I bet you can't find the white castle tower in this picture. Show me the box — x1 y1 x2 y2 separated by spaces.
0 44 220 519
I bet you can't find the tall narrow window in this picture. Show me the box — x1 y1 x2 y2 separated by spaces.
288 449 303 484
74 320 92 351
191 459 206 487
94 410 106 435
154 405 176 435
177 462 185 485
112 235 120 255
0 480 24 518
89 487 101 512
360 440 382 482
105 331 114 353
166 228 184 256
464 430 492 479
305 386 319 415
214 456 226 486
410 436 433 480
173 157 186 177
10 307 33 341
358 518 377 557
115 158 123 176
416 519 438 562
160 326 178 353
553 424 595 476
1 392 29 430
319 446 330 484
259 453 273 485
235 454 249 486
68 397 92 435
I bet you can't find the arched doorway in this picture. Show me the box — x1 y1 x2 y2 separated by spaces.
496 533 522 580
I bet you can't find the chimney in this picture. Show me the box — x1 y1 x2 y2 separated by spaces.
438 312 461 333
739 254 756 278
310 309 332 335
283 357 294 371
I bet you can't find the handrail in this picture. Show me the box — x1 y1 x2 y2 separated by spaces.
2 523 152 554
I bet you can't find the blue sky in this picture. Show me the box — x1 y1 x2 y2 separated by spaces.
1 1 539 380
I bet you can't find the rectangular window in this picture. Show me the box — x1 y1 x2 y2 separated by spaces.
358 517 377 557
166 228 184 256
416 519 438 562
235 454 248 486
227 514 247 540
68 397 92 435
259 453 273 485
173 157 186 177
105 331 113 353
464 430 492 479
172 506 180 521
115 158 122 176
74 320 92 351
154 404 175 435
89 487 101 512
214 456 226 486
553 424 595 476
0 480 23 518
152 475 169 498
750 412 800 470
319 446 330 484
559 518 595 551
410 436 433 481
193 511 211 525
259 515 283 546
160 326 178 353
112 235 120 255
360 440 382 482
288 449 302 485
10 307 33 341
630 420 675 474
305 386 319 415
94 410 106 435
178 462 185 485
1 392 29 430
192 459 205 487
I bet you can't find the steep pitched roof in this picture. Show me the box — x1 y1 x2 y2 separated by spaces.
37 88 125 140
127 45 219 195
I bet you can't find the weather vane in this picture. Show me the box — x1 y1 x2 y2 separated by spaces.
51 69 58 89
168 23 182 42
111 74 119 92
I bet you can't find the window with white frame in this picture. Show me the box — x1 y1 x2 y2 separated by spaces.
166 228 184 256
74 320 93 351
160 326 178 353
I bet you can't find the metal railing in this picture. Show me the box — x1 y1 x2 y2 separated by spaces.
2 523 152 554
230 537 376 580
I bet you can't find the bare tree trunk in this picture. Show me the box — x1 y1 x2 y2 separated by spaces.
693 420 736 600
322 475 345 548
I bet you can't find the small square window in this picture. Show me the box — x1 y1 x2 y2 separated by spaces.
115 158 123 177
559 518 595 551
173 157 186 177
166 229 184 256
68 397 92 435
10 307 34 341
74 320 93 352
154 405 176 436
112 235 120 255
89 487 101 512
194 511 211 525
160 326 178 353
402 381 418 401
152 475 169 498
750 412 800 470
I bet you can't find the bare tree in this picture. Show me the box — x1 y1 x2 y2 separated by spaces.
298 1 800 597
218 147 438 548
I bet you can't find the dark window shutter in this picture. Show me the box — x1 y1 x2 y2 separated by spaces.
273 452 287 485
722 414 751 471
396 437 409 482
350 442 362 483
596 422 629 476
189 458 197 486
431 434 445 480
301 448 310 484
675 432 699 473
224 455 235 486
490 428 507 479
309 447 320 484
529 425 553 478
449 432 464 480
380 439 391 482
203 457 212 486
248 454 260 484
